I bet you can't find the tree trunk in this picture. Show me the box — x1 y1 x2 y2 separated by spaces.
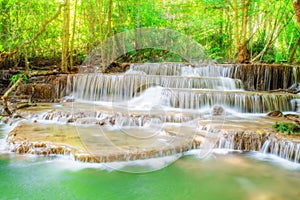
107 0 113 36
61 0 70 73
251 11 292 62
24 48 29 71
70 0 78 70
226 0 251 63
96 0 105 71
289 35 300 63
293 0 300 27
237 44 247 63
291 1 300 63
87 0 98 51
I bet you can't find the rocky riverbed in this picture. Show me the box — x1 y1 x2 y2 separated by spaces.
1 103 299 163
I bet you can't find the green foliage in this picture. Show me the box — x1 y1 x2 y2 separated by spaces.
115 48 185 63
9 71 29 84
0 0 299 64
272 122 300 135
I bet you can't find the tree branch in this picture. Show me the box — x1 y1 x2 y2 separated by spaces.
289 35 300 63
251 13 293 62
22 4 65 47
225 0 234 10
1 77 23 116
293 1 300 28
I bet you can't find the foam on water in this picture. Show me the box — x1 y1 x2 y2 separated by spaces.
3 152 182 173
185 148 300 170
0 122 24 153
126 86 166 110
247 152 300 170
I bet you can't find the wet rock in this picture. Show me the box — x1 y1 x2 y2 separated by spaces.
61 96 75 103
284 114 299 121
211 105 225 116
109 117 115 125
67 118 75 123
104 62 130 73
288 83 300 91
267 110 283 117
76 118 99 125
12 75 69 103
33 143 47 148
98 120 106 126
192 134 204 147
74 153 99 163
1 117 9 124
284 114 300 125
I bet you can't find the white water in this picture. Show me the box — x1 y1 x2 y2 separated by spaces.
67 63 298 113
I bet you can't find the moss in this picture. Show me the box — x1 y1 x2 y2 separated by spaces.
272 122 300 135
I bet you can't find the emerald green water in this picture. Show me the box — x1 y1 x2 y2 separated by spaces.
1 127 300 200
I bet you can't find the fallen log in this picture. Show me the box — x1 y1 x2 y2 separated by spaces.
28 70 60 77
1 77 23 115
17 103 37 110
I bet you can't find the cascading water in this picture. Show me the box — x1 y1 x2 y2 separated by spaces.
217 131 300 163
260 136 300 162
57 63 300 162
130 63 300 91
67 63 298 114
4 63 299 163
69 74 243 102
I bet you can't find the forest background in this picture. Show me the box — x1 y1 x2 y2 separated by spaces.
1 0 300 72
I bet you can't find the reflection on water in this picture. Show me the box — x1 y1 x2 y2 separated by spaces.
0 150 299 200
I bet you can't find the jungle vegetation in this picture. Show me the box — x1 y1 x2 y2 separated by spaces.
1 0 300 72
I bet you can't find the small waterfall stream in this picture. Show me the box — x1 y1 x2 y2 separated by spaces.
217 131 300 163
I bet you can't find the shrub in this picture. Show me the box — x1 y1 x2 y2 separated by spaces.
272 122 300 135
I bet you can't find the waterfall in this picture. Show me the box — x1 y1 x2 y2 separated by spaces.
61 63 300 162
260 136 300 163
68 74 244 102
129 63 299 91
5 62 300 163
291 99 300 112
66 63 299 114
217 131 300 163
161 89 296 112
